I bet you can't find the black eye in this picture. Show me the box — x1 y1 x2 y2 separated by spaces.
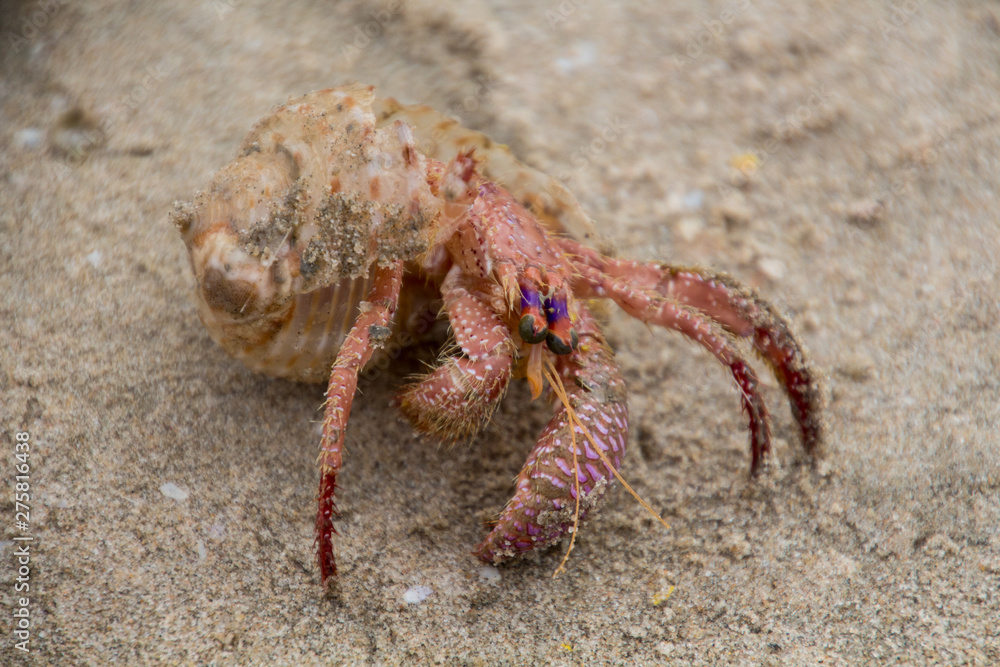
545 329 574 355
519 313 548 344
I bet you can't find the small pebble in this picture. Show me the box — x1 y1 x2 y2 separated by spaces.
49 108 104 159
720 533 752 559
673 216 703 242
841 286 866 305
13 128 44 150
159 482 190 501
979 558 1000 574
682 189 705 209
478 565 501 584
847 198 886 226
656 642 675 656
403 585 433 605
923 533 960 557
711 200 752 229
837 353 875 382
757 257 786 281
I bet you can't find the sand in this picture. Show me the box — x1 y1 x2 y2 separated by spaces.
2 0 998 664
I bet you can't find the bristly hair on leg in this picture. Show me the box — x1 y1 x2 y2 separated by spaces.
543 358 670 577
544 359 583 577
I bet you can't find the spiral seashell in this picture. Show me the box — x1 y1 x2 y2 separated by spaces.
173 83 600 382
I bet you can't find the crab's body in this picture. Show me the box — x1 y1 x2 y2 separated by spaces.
174 84 823 584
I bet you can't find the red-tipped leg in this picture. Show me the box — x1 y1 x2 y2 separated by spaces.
656 267 824 456
558 238 823 469
569 260 774 473
474 304 629 563
316 261 404 584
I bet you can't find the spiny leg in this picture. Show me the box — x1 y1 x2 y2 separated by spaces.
570 261 774 473
397 267 516 441
474 304 630 564
558 238 822 458
316 261 404 584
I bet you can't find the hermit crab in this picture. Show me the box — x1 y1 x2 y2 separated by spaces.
173 83 823 585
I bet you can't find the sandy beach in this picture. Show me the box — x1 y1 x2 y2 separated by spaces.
2 1 998 664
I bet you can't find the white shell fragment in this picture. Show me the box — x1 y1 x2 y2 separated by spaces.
159 482 190 501
477 565 501 584
402 585 433 605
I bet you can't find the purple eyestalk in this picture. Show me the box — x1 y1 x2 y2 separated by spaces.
518 288 548 344
543 295 578 355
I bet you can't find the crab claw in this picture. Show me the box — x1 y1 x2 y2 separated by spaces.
475 309 627 564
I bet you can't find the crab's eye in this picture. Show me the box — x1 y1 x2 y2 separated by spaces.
518 289 548 344
543 295 578 355
545 328 578 355
519 314 548 344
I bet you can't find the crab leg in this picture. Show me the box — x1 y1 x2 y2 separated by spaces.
397 267 516 440
474 304 629 564
567 261 774 473
559 239 822 458
316 261 404 584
